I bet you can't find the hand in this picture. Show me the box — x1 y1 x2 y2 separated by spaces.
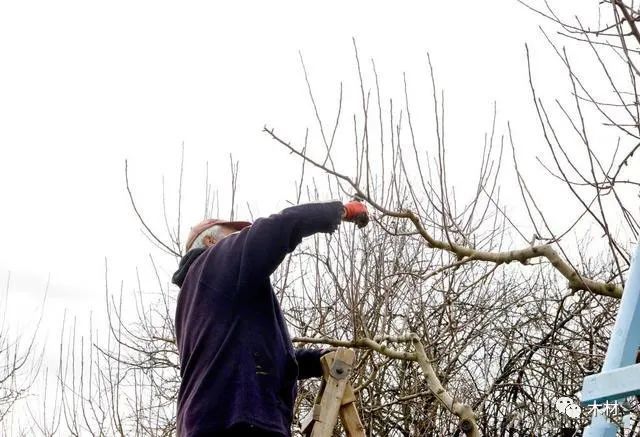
342 199 369 228
322 347 337 356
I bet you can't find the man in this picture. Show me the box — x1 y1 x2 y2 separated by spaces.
172 199 369 436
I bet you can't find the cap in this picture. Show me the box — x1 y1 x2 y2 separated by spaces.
185 218 251 251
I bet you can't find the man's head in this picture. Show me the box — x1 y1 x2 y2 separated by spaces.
186 219 251 251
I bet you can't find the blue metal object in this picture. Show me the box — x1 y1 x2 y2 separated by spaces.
582 415 617 437
582 363 640 404
601 245 640 371
581 244 640 436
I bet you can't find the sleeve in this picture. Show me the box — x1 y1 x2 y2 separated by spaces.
239 201 344 282
295 348 328 380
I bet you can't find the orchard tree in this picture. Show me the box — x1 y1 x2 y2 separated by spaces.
18 1 640 436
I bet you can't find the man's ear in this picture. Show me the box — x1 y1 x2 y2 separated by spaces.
203 235 216 248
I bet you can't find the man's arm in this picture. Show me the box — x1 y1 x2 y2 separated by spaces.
295 348 328 380
238 201 345 283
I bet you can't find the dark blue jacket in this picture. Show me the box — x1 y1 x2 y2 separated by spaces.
173 201 344 437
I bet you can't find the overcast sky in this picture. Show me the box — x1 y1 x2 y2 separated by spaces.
0 0 604 404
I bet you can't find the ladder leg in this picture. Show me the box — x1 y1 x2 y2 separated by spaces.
339 382 365 437
301 379 325 436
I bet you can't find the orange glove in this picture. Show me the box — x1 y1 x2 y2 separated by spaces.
343 200 369 228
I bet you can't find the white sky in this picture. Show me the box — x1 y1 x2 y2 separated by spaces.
0 0 612 416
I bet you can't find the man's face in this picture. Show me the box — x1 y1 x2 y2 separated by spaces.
203 224 241 248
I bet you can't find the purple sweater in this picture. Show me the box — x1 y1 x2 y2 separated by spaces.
173 201 344 437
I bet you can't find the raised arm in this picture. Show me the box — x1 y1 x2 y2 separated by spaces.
238 201 345 283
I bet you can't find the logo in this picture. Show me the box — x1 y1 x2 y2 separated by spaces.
555 397 581 419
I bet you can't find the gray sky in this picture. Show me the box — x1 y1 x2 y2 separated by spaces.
0 0 604 419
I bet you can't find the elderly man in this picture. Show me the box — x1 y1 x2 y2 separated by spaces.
172 200 369 437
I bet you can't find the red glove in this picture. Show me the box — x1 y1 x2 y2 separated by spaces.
343 200 369 228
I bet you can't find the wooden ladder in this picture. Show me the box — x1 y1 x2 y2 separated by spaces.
301 348 366 437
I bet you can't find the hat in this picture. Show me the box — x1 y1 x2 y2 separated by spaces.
185 218 252 251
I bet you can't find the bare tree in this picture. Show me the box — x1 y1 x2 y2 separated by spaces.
1 274 43 435
14 2 640 436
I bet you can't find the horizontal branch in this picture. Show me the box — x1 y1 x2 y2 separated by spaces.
293 336 416 361
399 209 622 299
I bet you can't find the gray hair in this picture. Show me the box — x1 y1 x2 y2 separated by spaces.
189 224 230 250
